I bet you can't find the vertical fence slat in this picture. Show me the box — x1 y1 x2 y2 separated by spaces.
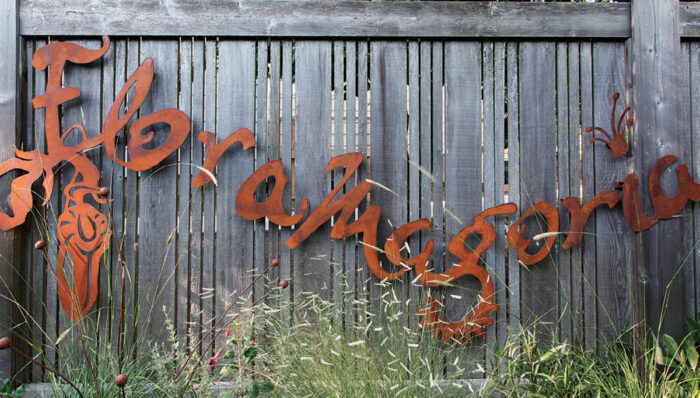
201 37 217 356
678 42 694 321
293 40 332 299
431 42 445 276
556 42 572 342
344 40 358 325
176 37 193 345
189 37 204 355
267 40 281 303
215 39 256 349
280 40 293 320
356 40 369 322
418 41 432 327
407 40 420 328
444 41 482 370
369 40 408 308
631 0 686 340
254 39 268 311
592 42 631 346
580 41 597 351
567 42 584 346
506 42 521 335
136 39 179 346
483 40 496 363
332 40 345 311
493 41 507 348
518 42 557 339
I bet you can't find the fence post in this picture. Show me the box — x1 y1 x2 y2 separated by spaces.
0 0 18 380
630 0 688 340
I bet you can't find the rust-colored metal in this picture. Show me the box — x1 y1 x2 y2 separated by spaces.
648 155 700 219
622 173 658 232
0 37 191 320
236 159 310 226
417 203 516 343
586 92 632 158
561 191 620 249
507 201 559 266
192 128 256 187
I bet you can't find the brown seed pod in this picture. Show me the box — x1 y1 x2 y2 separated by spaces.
115 374 128 387
278 279 289 289
271 258 280 267
0 337 11 350
33 240 47 250
98 187 110 197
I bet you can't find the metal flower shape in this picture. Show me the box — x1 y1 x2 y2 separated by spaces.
586 92 632 158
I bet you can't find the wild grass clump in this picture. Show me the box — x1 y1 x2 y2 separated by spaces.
260 283 483 397
480 318 700 397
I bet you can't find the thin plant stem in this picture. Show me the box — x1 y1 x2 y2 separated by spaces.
9 345 85 398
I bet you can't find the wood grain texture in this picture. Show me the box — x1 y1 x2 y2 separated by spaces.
580 41 597 351
692 42 700 318
506 42 521 335
493 42 507 348
680 3 700 38
517 42 557 339
19 1 631 38
136 39 179 347
215 40 256 350
293 41 332 298
592 42 631 347
631 0 687 341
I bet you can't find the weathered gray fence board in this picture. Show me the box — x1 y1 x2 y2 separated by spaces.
518 42 557 338
443 41 484 373
680 3 700 38
267 40 281 304
293 41 332 298
136 40 179 345
344 40 358 326
332 40 345 313
631 0 687 341
215 40 256 351
201 37 217 356
678 42 694 321
580 41 597 351
279 40 292 319
483 41 497 360
175 37 192 345
189 37 205 355
555 42 572 343
566 42 584 346
506 42 521 335
493 42 507 349
592 42 632 345
418 41 432 325
356 40 369 324
254 39 268 316
368 40 408 307
431 42 445 276
407 40 420 330
18 1 631 39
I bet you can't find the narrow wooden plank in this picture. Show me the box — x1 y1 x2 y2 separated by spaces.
431 42 445 276
692 42 700 319
517 42 557 340
215 40 256 350
580 41 597 351
279 40 293 320
98 36 118 349
407 40 420 329
0 0 17 378
201 37 217 357
443 41 482 371
567 42 584 346
631 0 686 340
332 40 345 313
418 41 432 320
356 40 369 323
267 40 281 307
189 37 205 356
136 39 179 347
19 1 632 38
344 40 357 326
555 42 572 342
506 42 521 335
493 41 507 349
176 37 193 344
254 39 268 316
591 42 631 347
120 38 140 357
483 41 497 362
293 40 332 298
678 42 694 320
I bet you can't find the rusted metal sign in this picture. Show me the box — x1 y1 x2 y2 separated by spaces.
1 38 698 344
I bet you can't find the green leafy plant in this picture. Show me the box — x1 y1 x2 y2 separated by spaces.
0 378 25 398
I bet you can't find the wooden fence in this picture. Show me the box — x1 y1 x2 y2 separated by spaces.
1 0 699 381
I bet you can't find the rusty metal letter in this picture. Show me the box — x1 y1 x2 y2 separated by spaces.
193 128 256 187
507 201 559 266
560 191 620 249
